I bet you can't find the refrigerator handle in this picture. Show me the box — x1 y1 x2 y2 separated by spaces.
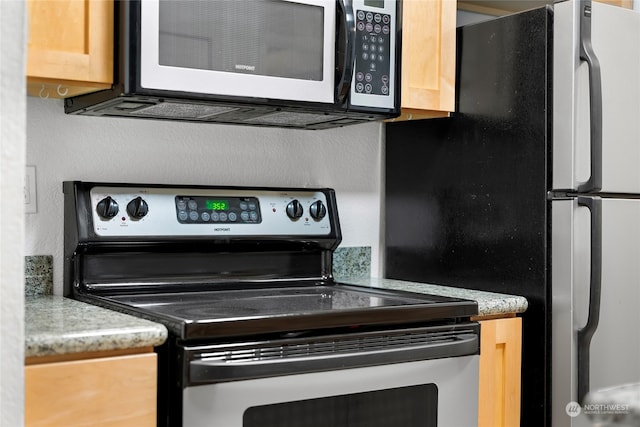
576 196 602 404
577 0 603 193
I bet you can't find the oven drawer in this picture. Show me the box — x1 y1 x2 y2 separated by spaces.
183 354 479 427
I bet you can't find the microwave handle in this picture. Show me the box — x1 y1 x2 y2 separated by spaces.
336 0 356 103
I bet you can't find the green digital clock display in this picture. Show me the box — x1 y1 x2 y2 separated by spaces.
206 200 229 211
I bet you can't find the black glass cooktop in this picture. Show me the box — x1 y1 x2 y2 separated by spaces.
95 283 478 340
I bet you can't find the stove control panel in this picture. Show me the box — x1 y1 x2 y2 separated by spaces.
89 186 334 237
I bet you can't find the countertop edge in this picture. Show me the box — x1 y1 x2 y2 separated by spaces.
339 277 528 317
25 296 168 359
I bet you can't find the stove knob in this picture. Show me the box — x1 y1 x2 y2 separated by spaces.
126 196 149 219
286 199 304 220
309 200 327 220
96 196 119 219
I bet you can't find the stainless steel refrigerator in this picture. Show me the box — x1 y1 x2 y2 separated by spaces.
384 2 640 426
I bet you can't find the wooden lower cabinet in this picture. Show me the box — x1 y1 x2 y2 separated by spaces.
25 352 157 427
477 317 522 427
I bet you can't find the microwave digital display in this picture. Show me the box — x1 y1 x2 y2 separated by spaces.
365 0 385 8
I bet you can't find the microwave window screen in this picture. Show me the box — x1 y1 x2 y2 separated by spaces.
159 0 324 81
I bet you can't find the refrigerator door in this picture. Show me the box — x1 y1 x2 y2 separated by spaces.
552 197 640 427
553 2 640 193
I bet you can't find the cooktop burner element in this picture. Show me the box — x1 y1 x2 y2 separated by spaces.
110 286 445 318
98 284 476 339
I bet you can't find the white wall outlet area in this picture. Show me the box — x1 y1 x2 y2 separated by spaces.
25 165 37 214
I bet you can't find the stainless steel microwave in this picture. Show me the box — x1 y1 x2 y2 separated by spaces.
64 0 401 130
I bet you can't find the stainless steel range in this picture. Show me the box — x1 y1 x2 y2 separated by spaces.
63 181 480 427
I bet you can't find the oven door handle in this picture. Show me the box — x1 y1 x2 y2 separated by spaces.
189 332 478 385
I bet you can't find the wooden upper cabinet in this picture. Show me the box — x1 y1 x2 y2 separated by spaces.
391 0 456 121
26 0 113 98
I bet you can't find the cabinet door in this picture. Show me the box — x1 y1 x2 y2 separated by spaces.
392 0 456 121
25 353 157 427
478 317 522 427
26 0 113 98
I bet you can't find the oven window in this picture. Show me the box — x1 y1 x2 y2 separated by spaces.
243 384 438 427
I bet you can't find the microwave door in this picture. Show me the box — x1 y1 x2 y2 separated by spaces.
138 0 336 104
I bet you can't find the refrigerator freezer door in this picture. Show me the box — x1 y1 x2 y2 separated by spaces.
552 197 640 427
553 2 640 193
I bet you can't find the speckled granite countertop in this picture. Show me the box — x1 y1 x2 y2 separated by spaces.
342 277 528 317
25 296 168 358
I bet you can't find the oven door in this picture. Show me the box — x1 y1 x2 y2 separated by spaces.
181 325 480 427
138 0 336 103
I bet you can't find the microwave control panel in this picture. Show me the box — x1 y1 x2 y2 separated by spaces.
350 0 397 110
